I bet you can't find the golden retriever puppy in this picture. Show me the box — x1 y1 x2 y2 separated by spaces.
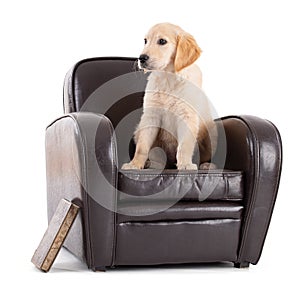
122 23 218 170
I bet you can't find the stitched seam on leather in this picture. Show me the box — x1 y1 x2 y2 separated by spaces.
97 114 118 267
76 114 94 269
118 219 240 226
225 173 229 199
120 171 241 175
120 174 241 177
107 116 118 267
235 116 259 263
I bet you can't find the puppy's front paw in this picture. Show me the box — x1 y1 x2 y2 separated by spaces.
177 163 198 170
121 162 143 170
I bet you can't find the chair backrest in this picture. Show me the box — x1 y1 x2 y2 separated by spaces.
63 57 147 164
63 57 147 126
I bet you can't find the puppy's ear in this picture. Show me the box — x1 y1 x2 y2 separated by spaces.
174 33 202 72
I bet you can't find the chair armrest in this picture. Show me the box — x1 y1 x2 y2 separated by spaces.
45 112 118 270
221 115 282 265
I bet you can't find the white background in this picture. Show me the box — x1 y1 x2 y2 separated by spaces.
0 0 299 284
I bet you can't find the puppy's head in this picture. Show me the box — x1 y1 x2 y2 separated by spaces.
139 23 201 73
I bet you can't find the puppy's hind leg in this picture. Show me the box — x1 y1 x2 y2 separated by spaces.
198 121 219 170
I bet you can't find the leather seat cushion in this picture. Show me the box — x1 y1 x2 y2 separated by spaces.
117 201 243 223
118 169 243 202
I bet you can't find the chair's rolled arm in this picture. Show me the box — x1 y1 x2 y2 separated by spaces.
221 115 282 265
45 112 118 270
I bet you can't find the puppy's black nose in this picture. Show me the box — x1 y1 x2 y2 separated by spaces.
139 54 149 64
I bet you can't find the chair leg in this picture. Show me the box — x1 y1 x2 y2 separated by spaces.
234 262 250 268
92 266 106 272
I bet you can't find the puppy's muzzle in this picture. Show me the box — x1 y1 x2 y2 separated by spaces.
139 54 149 68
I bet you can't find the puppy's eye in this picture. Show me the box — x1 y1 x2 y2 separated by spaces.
158 39 167 45
144 38 147 45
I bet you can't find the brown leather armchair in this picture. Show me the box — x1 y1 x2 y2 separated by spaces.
45 57 282 271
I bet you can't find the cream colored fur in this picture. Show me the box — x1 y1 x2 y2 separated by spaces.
122 23 217 170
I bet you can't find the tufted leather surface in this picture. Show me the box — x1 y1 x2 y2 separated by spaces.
118 169 243 202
